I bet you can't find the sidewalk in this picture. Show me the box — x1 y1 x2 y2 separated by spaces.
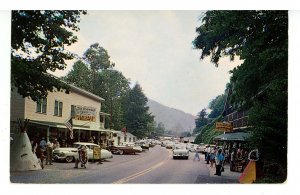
200 154 242 182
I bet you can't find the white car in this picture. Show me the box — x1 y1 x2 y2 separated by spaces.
53 142 113 163
173 144 189 159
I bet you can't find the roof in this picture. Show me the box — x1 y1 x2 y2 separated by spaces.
214 132 251 141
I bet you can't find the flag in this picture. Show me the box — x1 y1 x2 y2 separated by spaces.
65 117 74 139
121 127 127 135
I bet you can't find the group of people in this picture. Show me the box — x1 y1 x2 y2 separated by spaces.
31 137 60 169
201 143 250 175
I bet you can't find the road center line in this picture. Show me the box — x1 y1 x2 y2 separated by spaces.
112 161 165 184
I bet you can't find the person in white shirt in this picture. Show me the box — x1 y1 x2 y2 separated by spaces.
45 140 54 165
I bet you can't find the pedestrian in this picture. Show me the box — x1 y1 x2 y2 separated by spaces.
194 150 200 161
45 139 53 165
53 138 60 150
214 149 225 176
205 145 211 164
210 151 215 167
230 149 236 171
74 145 88 168
39 137 47 150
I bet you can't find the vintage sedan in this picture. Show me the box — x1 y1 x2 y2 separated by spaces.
173 144 189 159
108 142 142 155
53 142 113 163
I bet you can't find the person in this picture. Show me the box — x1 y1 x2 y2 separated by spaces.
53 138 60 150
39 137 47 150
214 149 225 176
194 149 200 161
74 145 88 168
45 139 54 165
205 145 211 164
209 151 215 168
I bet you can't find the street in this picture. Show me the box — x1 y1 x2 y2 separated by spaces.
10 145 241 184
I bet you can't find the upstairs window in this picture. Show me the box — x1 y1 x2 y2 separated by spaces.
54 100 63 117
36 98 47 114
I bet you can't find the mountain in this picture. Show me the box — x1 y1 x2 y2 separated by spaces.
147 99 196 134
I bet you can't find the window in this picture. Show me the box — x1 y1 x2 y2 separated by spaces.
54 100 63 116
36 98 47 113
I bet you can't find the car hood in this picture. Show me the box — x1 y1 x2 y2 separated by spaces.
53 147 78 152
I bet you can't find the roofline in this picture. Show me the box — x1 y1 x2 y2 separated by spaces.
50 74 105 102
69 83 105 102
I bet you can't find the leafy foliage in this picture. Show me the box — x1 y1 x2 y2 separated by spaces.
193 108 208 134
193 10 288 182
11 10 86 101
208 94 226 118
123 84 154 139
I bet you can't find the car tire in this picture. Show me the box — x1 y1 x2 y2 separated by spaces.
119 150 124 155
65 156 74 163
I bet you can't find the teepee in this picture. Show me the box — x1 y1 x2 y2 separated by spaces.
10 119 42 171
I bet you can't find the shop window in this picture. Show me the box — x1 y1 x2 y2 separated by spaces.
54 100 63 117
36 98 47 114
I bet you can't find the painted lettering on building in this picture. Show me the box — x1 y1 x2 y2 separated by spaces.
215 122 233 132
71 105 97 122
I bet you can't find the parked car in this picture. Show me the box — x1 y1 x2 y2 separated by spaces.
53 142 113 163
173 144 189 159
108 142 141 155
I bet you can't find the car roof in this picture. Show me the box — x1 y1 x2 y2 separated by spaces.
73 142 99 146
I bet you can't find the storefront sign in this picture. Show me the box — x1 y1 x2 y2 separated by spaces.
72 105 96 122
93 146 101 160
215 122 233 132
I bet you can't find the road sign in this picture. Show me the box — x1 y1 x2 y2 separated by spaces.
93 146 101 160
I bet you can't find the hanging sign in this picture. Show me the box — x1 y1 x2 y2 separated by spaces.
215 122 233 132
72 105 96 122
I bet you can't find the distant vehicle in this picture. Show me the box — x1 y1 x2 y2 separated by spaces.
165 141 174 149
173 144 189 159
186 143 197 152
136 140 150 150
53 142 113 163
197 143 206 154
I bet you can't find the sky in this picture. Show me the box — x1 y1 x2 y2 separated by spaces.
52 11 242 116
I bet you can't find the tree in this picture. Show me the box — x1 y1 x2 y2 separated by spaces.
11 10 86 101
208 94 226 119
64 60 92 91
193 11 288 182
156 122 165 136
99 70 130 130
64 44 130 130
124 84 154 139
193 108 208 134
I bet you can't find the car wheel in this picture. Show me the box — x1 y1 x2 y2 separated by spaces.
65 156 74 163
119 150 124 155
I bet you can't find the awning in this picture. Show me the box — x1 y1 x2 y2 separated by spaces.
214 132 251 141
28 119 113 133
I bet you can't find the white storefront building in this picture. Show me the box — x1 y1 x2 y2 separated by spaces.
10 83 113 147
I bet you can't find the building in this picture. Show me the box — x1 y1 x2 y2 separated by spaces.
10 83 112 147
214 86 251 143
111 131 137 146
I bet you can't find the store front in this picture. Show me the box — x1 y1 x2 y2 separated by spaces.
10 83 113 147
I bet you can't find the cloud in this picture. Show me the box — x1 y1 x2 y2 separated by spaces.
52 11 241 115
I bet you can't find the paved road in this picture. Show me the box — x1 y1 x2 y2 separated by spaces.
10 145 240 184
